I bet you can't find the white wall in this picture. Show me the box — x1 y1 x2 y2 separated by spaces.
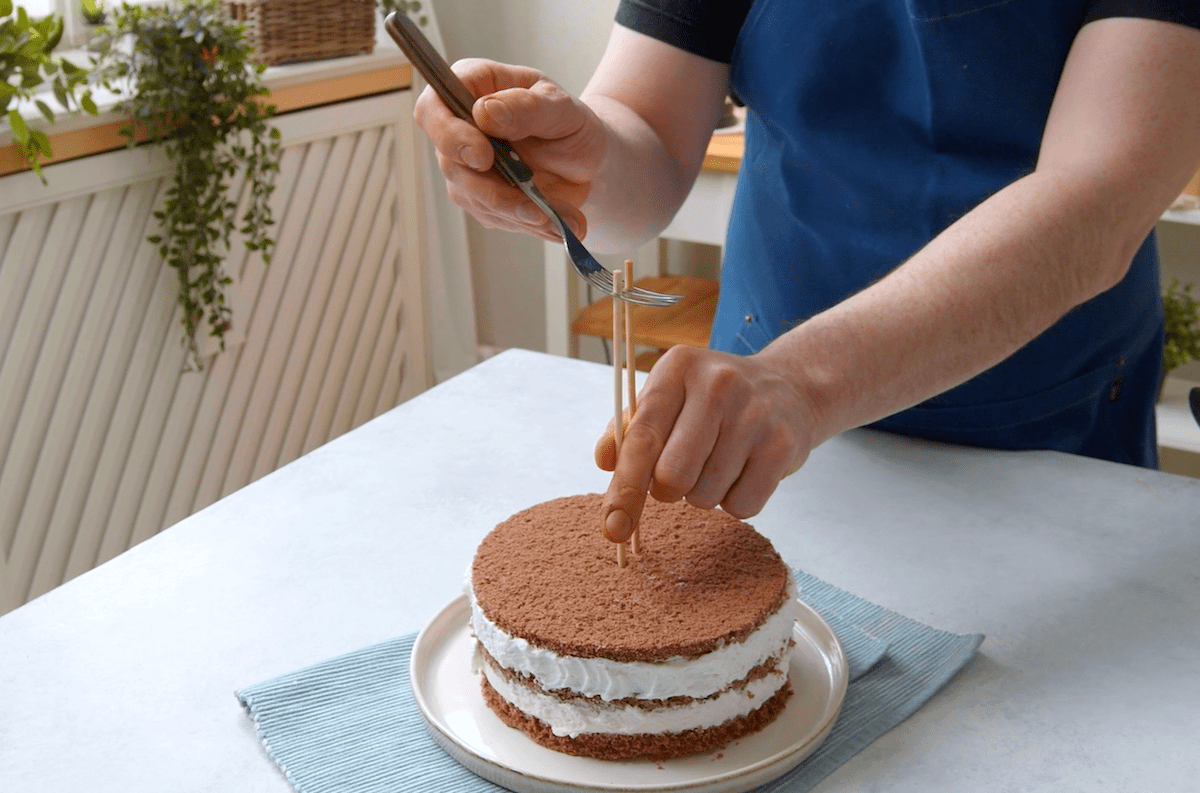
1155 219 1200 382
430 0 622 355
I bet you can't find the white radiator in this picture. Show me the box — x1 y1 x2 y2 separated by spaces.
0 91 429 614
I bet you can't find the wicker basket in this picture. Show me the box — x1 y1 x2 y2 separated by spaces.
225 0 376 66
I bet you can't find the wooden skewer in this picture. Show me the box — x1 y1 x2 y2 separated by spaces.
613 269 628 568
624 263 640 555
624 261 637 418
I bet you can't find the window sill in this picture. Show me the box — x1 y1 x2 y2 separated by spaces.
0 23 412 177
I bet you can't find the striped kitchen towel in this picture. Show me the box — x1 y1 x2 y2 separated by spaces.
237 569 983 792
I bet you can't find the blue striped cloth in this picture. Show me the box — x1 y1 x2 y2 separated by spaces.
237 570 983 792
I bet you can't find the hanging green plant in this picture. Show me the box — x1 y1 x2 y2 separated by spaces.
90 0 281 371
1163 279 1200 381
378 0 427 27
80 0 106 26
1 0 96 181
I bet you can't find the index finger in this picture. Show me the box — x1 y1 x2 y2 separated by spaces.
600 376 684 543
412 59 543 170
454 58 546 100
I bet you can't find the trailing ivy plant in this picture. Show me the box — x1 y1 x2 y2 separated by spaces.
1 0 96 181
378 0 427 26
1163 279 1200 380
90 0 281 370
80 0 106 26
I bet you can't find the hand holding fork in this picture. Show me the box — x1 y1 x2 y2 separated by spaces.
391 13 679 306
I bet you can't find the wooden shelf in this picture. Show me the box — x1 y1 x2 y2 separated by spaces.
0 62 412 177
701 132 743 174
571 275 718 369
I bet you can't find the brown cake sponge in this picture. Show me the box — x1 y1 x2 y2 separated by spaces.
481 675 793 761
471 494 790 663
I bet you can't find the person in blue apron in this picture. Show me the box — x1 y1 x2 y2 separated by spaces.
414 1 1200 538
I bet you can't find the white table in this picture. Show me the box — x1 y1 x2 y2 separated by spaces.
2 349 1198 792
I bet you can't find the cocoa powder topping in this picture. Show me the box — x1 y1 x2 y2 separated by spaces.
471 494 789 662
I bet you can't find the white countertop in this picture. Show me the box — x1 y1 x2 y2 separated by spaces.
2 349 1198 791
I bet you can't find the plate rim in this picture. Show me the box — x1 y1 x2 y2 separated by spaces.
409 594 848 793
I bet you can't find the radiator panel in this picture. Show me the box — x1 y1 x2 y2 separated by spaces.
0 91 428 614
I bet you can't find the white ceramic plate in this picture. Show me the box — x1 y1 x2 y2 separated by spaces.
409 595 848 793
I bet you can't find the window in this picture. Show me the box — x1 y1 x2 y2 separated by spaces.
20 0 56 16
21 0 165 49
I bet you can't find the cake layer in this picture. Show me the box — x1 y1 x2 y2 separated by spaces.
481 646 788 708
481 652 790 738
471 495 791 662
468 573 799 701
481 675 794 761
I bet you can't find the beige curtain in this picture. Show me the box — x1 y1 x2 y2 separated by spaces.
401 3 479 383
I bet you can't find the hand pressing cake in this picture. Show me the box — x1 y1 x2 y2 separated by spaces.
467 494 799 761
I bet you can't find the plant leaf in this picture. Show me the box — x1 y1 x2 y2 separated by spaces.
44 16 62 50
7 110 29 146
30 129 52 157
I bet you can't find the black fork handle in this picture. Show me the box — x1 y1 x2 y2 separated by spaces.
384 12 534 189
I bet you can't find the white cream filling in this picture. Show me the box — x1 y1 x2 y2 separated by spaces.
467 570 798 702
484 660 788 738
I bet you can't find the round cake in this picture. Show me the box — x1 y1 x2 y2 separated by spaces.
467 493 798 761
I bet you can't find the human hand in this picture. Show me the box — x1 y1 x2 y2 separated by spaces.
594 345 817 542
412 58 607 243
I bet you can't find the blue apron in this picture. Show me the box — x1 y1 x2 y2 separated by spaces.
712 0 1162 467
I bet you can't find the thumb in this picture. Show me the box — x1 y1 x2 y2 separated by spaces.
594 407 633 471
474 80 591 144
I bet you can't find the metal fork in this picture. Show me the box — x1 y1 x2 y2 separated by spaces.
385 12 681 307
518 178 679 306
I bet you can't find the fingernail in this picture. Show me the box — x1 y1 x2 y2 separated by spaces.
457 145 484 170
604 510 632 543
515 201 543 224
483 98 512 128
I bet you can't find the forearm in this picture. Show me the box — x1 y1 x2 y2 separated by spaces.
763 167 1162 446
574 93 697 252
766 17 1200 446
575 25 730 252
595 17 1200 527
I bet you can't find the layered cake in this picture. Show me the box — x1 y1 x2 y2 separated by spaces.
467 494 798 760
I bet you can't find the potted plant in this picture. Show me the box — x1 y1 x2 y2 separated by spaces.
80 0 105 25
379 0 427 25
1162 278 1200 396
90 0 281 370
1 0 95 180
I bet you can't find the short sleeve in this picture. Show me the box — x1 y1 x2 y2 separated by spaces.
615 0 755 63
1085 0 1200 29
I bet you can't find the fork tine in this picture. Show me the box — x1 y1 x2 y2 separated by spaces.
624 294 680 307
628 286 682 303
591 268 682 306
588 268 613 294
615 285 677 306
590 272 680 306
626 287 682 306
546 190 681 305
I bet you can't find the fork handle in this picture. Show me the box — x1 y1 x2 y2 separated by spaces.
385 12 535 188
